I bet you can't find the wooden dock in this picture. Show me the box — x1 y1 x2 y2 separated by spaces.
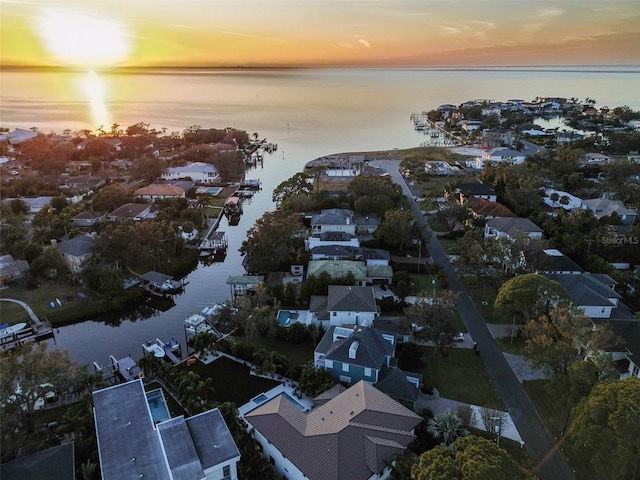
0 298 55 351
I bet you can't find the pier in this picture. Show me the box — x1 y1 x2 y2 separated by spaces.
410 112 465 147
0 298 55 351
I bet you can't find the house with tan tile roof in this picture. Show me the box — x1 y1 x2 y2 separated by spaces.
244 381 421 480
134 183 185 202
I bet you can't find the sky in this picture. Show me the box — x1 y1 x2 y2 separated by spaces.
1 0 639 68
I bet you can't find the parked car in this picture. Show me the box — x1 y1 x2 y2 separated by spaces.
453 332 466 342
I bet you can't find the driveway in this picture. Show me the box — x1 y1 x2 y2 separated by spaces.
369 159 575 480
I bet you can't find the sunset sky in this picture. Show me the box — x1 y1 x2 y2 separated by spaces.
1 0 639 68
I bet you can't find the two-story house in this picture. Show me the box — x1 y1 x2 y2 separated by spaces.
546 273 623 319
582 197 638 224
314 325 395 384
244 381 422 480
55 234 95 274
309 285 378 327
93 379 240 480
162 162 220 184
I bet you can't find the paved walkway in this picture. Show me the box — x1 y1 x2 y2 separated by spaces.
369 159 575 480
0 298 41 325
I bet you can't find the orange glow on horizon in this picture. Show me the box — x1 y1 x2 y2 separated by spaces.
1 1 638 68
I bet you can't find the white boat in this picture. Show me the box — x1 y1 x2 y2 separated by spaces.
0 322 27 338
142 338 181 359
185 313 213 335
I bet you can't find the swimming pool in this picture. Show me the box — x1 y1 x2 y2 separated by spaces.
282 392 306 411
146 389 171 423
252 393 268 405
277 310 299 327
202 186 223 196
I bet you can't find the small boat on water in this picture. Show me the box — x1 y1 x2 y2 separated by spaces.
142 338 182 364
0 322 27 338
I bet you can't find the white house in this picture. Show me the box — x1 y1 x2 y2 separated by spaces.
244 381 422 480
309 285 378 327
93 379 240 480
546 273 621 319
162 162 219 184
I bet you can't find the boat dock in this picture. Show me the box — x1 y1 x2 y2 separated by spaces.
93 354 143 383
142 338 182 364
0 298 55 351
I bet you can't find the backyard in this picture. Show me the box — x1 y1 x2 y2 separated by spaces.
419 345 504 410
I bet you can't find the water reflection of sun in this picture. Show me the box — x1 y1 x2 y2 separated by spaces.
80 70 111 129
37 8 130 66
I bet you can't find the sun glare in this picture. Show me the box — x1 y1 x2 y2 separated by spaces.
37 9 130 66
80 69 111 128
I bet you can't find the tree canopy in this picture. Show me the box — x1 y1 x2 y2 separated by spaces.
272 172 313 206
411 435 536 480
405 290 460 356
569 378 640 480
494 273 569 321
523 305 616 376
239 210 304 273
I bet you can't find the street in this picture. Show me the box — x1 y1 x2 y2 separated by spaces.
370 159 575 480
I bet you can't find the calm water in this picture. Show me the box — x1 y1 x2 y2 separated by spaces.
2 66 638 366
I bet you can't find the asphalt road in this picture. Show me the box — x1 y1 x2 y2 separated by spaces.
370 159 575 480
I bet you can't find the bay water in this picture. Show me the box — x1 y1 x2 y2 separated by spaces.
1 66 638 366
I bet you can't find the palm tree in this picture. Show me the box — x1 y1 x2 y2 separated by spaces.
427 410 467 449
192 331 218 358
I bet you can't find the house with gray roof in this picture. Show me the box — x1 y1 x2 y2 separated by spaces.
244 380 421 480
107 203 153 221
71 211 107 228
309 285 379 327
546 273 622 319
314 325 396 384
595 319 640 379
306 232 360 250
162 162 219 184
525 249 583 275
484 216 544 241
0 442 75 480
582 197 637 224
55 234 95 274
93 379 240 480
0 254 29 287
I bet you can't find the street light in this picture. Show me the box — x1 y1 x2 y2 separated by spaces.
490 416 503 447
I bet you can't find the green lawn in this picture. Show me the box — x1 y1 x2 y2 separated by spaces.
0 281 105 326
495 337 527 355
248 337 315 366
176 356 281 406
460 276 513 324
419 345 504 410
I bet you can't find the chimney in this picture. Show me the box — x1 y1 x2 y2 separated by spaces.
349 341 359 359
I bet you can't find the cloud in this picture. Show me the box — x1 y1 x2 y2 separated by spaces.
357 38 371 48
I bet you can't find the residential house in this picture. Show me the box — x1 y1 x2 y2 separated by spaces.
93 379 240 480
244 380 422 480
3 196 54 214
310 209 357 235
309 285 378 327
107 203 153 221
54 234 95 274
0 255 29 287
71 211 107 228
134 183 186 202
465 198 515 219
162 162 219 184
481 129 515 149
0 128 38 145
306 232 360 251
474 146 536 168
459 120 483 134
314 325 396 384
595 320 640 379
546 273 622 319
310 247 390 265
307 260 368 285
542 189 583 212
455 182 497 202
581 152 613 166
484 217 544 241
0 442 75 480
375 366 423 409
582 197 637 224
525 249 583 275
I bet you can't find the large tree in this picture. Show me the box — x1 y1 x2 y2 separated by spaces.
374 209 415 250
405 290 460 356
0 343 82 434
411 435 536 480
239 210 304 273
523 305 617 376
272 172 313 206
494 273 569 322
569 378 640 480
